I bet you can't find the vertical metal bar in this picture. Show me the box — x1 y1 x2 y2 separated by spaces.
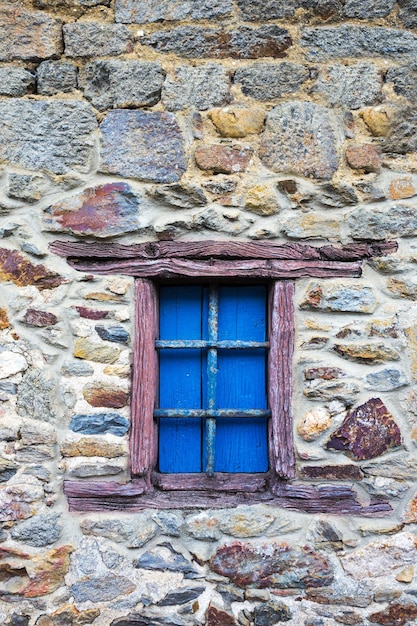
206 284 218 476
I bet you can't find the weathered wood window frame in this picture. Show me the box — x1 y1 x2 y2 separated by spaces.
51 239 396 515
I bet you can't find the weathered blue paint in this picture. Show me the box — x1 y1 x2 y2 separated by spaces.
157 284 269 474
69 412 129 436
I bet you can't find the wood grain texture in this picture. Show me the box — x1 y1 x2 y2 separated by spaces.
130 279 157 477
269 282 296 479
50 239 397 261
152 472 267 492
65 480 392 516
61 258 364 279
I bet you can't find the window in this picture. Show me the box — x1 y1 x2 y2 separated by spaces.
55 238 396 513
157 284 269 474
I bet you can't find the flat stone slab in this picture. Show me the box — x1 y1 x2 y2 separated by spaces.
0 6 62 61
115 0 233 23
100 110 186 183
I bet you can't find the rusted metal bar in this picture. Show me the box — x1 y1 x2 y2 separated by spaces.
206 284 218 477
155 340 269 349
154 409 271 418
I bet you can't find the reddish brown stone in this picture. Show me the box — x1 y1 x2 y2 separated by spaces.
210 542 333 589
23 309 58 327
83 382 129 408
76 306 109 320
207 606 237 626
195 144 253 174
345 143 381 173
368 603 417 625
326 398 401 460
300 465 363 481
0 308 10 330
0 6 63 62
0 248 64 290
304 367 346 380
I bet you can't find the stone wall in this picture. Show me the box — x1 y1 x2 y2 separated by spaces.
1 0 417 624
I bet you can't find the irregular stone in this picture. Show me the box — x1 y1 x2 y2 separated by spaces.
346 144 381 173
396 565 414 582
0 67 34 96
235 62 308 101
300 465 363 480
0 351 28 380
326 397 402 460
37 60 78 95
22 309 58 327
237 0 295 20
386 64 417 102
24 545 73 597
301 283 377 313
354 181 386 203
10 616 29 626
209 107 265 138
0 479 40 522
369 603 417 625
62 361 94 377
100 110 186 183
348 204 417 240
148 183 207 209
219 510 274 538
314 182 358 208
128 519 157 548
17 370 56 422
387 276 417 299
44 183 145 238
0 308 10 330
63 22 134 57
361 105 395 137
364 369 408 391
343 0 395 17
253 603 291 625
210 542 333 588
333 343 400 363
0 248 64 290
315 63 381 110
60 437 126 457
0 6 62 61
115 0 232 22
304 367 346 381
70 412 129 436
0 100 97 175
388 178 416 200
157 586 204 606
83 60 164 111
74 338 121 363
185 512 221 542
281 214 341 239
301 26 417 61
297 407 332 441
50 604 101 626
15 444 55 463
305 577 373 608
153 512 182 537
71 575 135 603
95 324 130 343
80 518 132 542
195 144 253 174
20 421 56 445
140 26 292 59
76 306 109 320
342 532 417 579
245 184 280 216
83 382 128 408
11 514 62 547
207 605 238 626
162 64 229 112
203 179 237 195
70 460 125 478
135 544 199 577
383 105 417 154
103 365 130 378
7 173 49 203
399 0 417 28
260 102 340 180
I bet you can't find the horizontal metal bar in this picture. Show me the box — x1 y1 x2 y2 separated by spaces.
155 340 269 349
154 409 271 418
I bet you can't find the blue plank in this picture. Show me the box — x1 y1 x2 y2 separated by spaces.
159 286 203 473
216 286 268 472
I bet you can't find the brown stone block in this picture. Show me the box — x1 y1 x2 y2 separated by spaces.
60 437 126 458
195 144 253 174
0 308 10 330
369 603 417 625
83 382 129 408
209 107 265 138
346 143 381 173
0 248 64 290
0 6 63 62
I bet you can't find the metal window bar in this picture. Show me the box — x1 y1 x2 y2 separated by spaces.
155 284 270 476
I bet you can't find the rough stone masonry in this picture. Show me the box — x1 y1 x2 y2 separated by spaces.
1 0 417 624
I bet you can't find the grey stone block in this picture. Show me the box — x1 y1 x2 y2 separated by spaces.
301 26 417 61
260 102 340 180
141 25 292 59
63 22 134 57
343 0 395 18
100 110 186 183
236 0 296 20
0 67 34 96
348 204 417 239
0 6 62 62
11 513 62 547
83 60 164 111
115 0 232 23
234 62 309 101
37 61 78 95
162 63 229 111
0 100 97 175
314 63 381 110
398 0 417 28
386 65 417 102
7 173 49 203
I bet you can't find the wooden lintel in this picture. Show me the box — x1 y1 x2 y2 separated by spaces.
50 239 397 262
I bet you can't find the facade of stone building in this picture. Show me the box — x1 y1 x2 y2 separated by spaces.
1 0 417 624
